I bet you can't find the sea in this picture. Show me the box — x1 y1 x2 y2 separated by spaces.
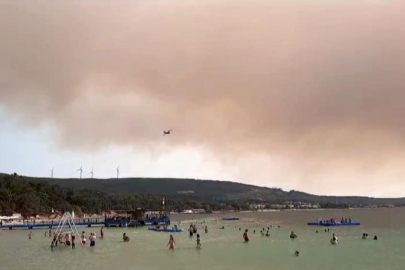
1 208 404 270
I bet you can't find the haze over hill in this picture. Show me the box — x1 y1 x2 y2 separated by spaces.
21 174 405 206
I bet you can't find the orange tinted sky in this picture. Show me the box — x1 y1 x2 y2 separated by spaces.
1 0 405 197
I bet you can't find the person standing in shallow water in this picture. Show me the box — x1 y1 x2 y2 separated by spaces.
196 234 201 249
167 235 176 249
243 229 249 242
28 231 32 240
71 234 76 249
100 226 104 238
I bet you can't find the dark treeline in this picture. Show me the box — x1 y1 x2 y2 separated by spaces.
0 174 221 217
1 173 405 217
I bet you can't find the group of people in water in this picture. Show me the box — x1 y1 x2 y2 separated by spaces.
43 226 105 249
362 233 378 240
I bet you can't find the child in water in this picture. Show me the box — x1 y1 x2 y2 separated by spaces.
167 235 176 250
243 229 249 242
196 234 201 249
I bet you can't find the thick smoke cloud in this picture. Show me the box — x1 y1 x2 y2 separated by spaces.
1 0 405 195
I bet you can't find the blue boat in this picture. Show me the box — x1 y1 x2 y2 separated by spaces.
307 222 360 227
223 217 240 221
148 227 183 233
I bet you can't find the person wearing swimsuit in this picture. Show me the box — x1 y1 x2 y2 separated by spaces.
167 235 175 250
81 231 87 245
243 229 249 242
196 234 201 249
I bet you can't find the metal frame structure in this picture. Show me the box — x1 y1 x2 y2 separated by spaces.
51 212 83 247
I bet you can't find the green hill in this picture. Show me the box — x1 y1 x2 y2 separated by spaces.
1 173 404 217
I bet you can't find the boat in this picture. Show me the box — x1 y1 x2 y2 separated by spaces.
223 217 240 221
307 221 360 227
148 227 183 233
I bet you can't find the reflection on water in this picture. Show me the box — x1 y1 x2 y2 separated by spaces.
1 208 405 270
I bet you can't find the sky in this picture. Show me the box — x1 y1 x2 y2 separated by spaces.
1 0 405 197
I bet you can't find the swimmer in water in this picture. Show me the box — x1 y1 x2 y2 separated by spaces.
290 231 297 239
243 229 249 242
167 235 176 250
49 228 52 238
81 231 87 245
331 233 338 245
65 233 71 246
374 235 378 240
266 230 270 237
196 234 201 249
71 234 76 249
44 231 47 237
28 231 32 240
205 226 208 233
89 233 96 247
295 250 300 257
123 233 130 242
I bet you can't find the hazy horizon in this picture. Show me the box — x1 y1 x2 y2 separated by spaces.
1 0 405 197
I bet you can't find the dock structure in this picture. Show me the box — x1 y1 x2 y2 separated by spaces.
0 209 170 230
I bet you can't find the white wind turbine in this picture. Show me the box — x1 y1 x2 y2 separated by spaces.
116 165 120 179
51 167 54 178
89 168 94 179
77 166 83 179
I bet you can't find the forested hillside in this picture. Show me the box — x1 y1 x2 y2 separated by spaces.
1 173 405 217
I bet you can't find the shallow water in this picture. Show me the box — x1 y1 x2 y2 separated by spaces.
1 208 405 270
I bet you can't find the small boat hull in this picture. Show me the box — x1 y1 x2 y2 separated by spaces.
148 227 183 233
223 218 240 221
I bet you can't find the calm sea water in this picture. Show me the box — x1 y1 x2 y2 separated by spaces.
1 208 404 270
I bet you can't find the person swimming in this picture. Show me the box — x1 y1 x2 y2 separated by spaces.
196 234 201 249
167 235 176 249
331 233 338 245
362 233 369 239
295 250 300 257
266 230 270 237
123 233 130 242
243 229 249 242
290 231 297 239
374 235 378 240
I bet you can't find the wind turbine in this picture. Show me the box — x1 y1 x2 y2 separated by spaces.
116 165 120 179
89 168 94 179
51 167 54 178
77 166 83 179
